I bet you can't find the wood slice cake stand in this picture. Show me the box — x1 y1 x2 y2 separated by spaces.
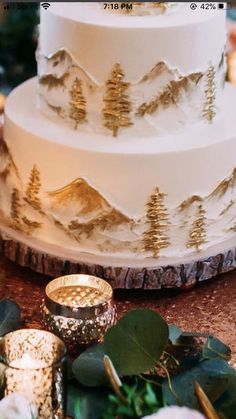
0 224 235 289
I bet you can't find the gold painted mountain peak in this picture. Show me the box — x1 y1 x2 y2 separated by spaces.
45 48 73 67
209 167 236 199
178 195 203 212
139 62 172 83
0 140 20 180
48 177 132 236
49 177 112 215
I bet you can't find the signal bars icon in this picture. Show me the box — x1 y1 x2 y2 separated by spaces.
41 3 51 10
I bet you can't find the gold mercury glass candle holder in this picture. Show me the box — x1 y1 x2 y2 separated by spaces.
41 274 117 347
0 329 67 419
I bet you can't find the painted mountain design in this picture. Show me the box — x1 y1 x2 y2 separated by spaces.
178 195 203 212
138 61 178 84
0 139 20 181
136 72 203 117
45 49 74 68
48 178 133 238
178 167 236 211
42 48 99 86
178 167 236 218
0 144 43 236
39 72 70 90
208 167 236 200
38 47 224 134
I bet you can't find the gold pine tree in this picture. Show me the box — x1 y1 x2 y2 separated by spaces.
11 188 21 230
69 78 87 128
142 187 170 258
202 64 216 122
187 204 207 250
25 165 41 211
103 63 133 137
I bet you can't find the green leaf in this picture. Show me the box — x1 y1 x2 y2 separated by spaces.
215 376 236 419
168 325 182 344
0 300 23 336
80 388 108 419
162 359 230 408
67 381 81 419
103 380 162 419
202 336 231 361
72 344 108 387
201 358 236 377
104 309 169 376
67 380 108 419
143 383 159 407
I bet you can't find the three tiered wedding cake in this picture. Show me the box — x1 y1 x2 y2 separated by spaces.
1 3 236 286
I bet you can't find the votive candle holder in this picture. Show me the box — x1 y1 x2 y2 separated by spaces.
0 329 67 419
41 274 117 346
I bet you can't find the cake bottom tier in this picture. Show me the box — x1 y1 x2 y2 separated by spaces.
1 78 236 273
0 228 235 288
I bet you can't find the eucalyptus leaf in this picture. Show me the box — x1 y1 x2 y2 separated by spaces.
67 381 81 419
168 325 182 344
104 309 169 376
215 376 236 419
162 359 230 408
67 380 108 419
78 387 108 419
200 358 236 377
72 344 108 387
0 300 23 336
202 336 231 361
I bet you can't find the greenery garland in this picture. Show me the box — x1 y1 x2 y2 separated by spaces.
0 300 235 419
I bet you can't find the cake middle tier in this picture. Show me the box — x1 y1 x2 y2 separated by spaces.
2 78 236 263
37 3 226 137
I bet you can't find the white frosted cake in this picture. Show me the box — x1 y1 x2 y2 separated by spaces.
1 2 236 275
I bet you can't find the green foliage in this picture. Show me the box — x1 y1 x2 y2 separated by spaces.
103 381 161 419
0 300 234 419
66 381 81 419
72 308 236 419
104 309 169 376
216 376 236 419
67 380 108 419
72 344 107 387
162 359 232 408
202 336 231 361
0 299 23 336
0 6 39 90
168 324 182 344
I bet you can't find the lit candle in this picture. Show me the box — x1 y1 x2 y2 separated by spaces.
0 329 66 419
10 353 48 369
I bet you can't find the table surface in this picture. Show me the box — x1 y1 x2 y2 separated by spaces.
0 254 235 364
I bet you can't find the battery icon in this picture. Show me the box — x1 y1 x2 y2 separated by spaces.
218 2 231 9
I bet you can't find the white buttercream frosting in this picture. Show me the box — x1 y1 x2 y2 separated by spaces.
1 79 236 262
37 3 226 136
1 4 235 264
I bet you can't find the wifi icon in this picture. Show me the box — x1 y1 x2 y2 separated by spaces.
41 2 50 10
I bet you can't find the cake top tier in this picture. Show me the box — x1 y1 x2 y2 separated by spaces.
38 3 226 138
